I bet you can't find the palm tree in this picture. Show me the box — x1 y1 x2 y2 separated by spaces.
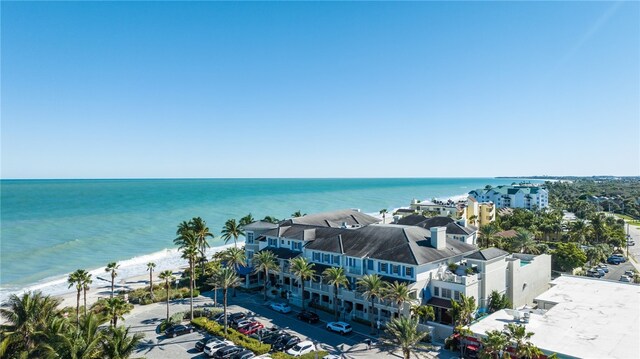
190 217 215 275
181 241 199 321
252 250 279 301
385 281 411 318
357 274 386 334
105 262 120 298
159 270 175 323
0 291 61 357
569 220 592 244
80 270 93 318
289 257 315 310
448 294 476 327
512 228 540 254
222 247 246 296
217 267 241 334
479 224 500 248
479 330 509 359
147 262 156 299
47 313 103 359
68 270 84 325
505 323 538 357
411 304 435 324
384 316 429 359
291 210 304 218
239 213 255 227
221 218 245 248
379 208 388 223
206 259 223 306
262 215 280 224
102 297 130 327
323 267 349 320
101 325 144 359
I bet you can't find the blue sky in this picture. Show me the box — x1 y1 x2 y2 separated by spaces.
1 1 638 178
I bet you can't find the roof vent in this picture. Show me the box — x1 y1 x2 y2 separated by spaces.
341 221 348 228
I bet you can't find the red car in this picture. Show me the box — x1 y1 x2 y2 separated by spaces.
238 321 264 335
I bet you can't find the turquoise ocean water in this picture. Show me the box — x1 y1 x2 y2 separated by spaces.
0 178 537 294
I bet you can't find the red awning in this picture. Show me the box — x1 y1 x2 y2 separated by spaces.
466 345 479 351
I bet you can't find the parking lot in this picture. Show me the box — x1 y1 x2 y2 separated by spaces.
126 291 442 359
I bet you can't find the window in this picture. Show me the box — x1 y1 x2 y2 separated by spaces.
247 251 254 260
367 259 374 270
454 291 460 301
247 232 254 244
405 267 413 277
392 265 399 275
313 252 320 262
379 263 388 273
323 254 330 263
281 239 285 245
434 287 440 296
333 255 340 265
348 257 356 267
268 238 277 246
442 288 452 299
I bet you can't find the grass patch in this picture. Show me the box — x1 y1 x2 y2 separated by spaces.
272 351 329 359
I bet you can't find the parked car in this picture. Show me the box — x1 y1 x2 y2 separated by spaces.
232 349 255 359
263 332 288 345
239 321 264 335
272 335 301 352
322 356 340 359
233 319 254 329
204 340 234 357
286 340 315 357
326 321 352 334
586 269 602 278
270 302 292 313
611 254 627 262
213 345 243 359
607 256 622 265
624 270 636 277
164 324 193 338
595 268 606 276
196 336 223 352
229 313 247 325
597 264 609 273
296 310 320 323
619 275 632 283
250 328 280 342
627 240 635 246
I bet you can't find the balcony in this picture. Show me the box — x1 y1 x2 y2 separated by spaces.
306 281 330 292
433 271 479 286
347 266 362 275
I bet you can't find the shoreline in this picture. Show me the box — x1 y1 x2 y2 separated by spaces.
0 192 469 307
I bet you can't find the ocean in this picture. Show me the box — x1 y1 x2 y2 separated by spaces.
0 178 538 301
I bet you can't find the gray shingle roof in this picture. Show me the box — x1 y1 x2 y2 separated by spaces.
259 247 301 260
243 221 279 230
280 209 379 228
305 224 476 265
465 247 509 261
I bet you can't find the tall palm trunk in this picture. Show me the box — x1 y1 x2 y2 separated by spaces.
223 288 228 334
111 273 115 298
75 288 81 325
370 297 376 333
403 348 410 359
190 260 194 321
165 281 170 322
149 269 154 298
398 300 404 318
300 279 306 309
263 268 269 301
333 285 339 321
83 287 88 317
213 286 218 306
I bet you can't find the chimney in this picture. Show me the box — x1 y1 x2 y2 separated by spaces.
430 226 447 250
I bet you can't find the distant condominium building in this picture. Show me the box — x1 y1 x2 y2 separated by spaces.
407 197 495 227
468 185 548 210
243 209 551 341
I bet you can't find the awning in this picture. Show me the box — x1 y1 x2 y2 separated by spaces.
427 297 452 309
466 345 479 351
379 275 413 285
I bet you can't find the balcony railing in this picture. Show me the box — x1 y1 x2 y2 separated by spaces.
347 266 362 275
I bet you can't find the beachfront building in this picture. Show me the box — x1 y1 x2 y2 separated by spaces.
406 197 495 227
244 209 551 340
468 185 549 210
467 275 640 359
394 214 478 245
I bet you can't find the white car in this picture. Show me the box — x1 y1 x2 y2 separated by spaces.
322 355 341 359
270 302 292 313
235 319 253 329
619 275 632 283
326 321 352 334
286 340 315 357
203 339 233 357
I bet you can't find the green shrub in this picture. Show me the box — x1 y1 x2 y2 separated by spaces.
272 351 328 359
191 317 270 355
